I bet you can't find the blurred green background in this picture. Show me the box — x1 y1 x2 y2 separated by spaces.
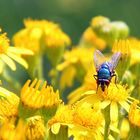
0 0 140 44
0 0 139 102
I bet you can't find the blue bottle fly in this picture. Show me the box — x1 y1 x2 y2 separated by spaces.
93 50 121 92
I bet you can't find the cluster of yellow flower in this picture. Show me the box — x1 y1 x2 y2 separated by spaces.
1 16 140 140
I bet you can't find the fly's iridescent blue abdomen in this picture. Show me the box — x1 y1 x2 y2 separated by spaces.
93 50 121 92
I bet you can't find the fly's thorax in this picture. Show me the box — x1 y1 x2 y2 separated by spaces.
98 66 111 80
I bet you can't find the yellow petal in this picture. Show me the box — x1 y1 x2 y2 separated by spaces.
82 90 96 96
110 102 118 123
110 124 120 133
68 86 87 104
95 131 103 140
51 123 61 134
108 134 115 140
0 54 16 70
101 100 111 109
0 87 12 96
0 59 4 73
8 47 34 55
77 93 100 104
60 65 76 89
119 101 130 112
120 118 130 139
7 52 28 69
57 61 70 71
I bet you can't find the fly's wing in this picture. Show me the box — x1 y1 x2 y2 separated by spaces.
108 52 121 72
93 50 106 71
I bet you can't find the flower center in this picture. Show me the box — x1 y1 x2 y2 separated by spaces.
98 83 129 102
73 103 103 131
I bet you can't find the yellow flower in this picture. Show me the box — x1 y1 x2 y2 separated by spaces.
68 67 97 104
48 104 74 134
0 86 19 123
128 100 140 127
20 79 62 109
48 104 74 139
0 32 33 71
57 47 94 89
13 19 71 53
48 102 118 140
25 19 71 48
129 38 140 65
72 83 135 125
112 39 131 78
13 29 41 53
0 119 25 140
98 83 134 123
91 16 110 29
25 116 45 140
112 39 131 55
13 19 71 67
80 27 106 50
45 27 71 48
71 102 105 140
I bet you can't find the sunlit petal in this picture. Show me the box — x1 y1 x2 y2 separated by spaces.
0 54 16 71
51 123 61 134
110 101 118 123
8 47 34 55
7 52 28 69
119 101 130 112
101 100 111 109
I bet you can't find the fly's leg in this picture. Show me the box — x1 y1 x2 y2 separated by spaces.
111 73 118 88
93 75 99 93
93 74 98 80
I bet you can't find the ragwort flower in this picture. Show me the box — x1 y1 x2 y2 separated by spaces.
71 102 105 140
25 116 46 140
20 79 62 109
68 67 97 104
0 86 19 123
47 104 74 139
128 100 140 127
57 47 94 89
69 82 135 125
13 19 71 70
80 27 106 50
48 102 118 140
48 104 74 134
0 119 25 140
0 32 33 72
112 39 131 78
13 19 71 53
129 38 140 65
19 79 62 121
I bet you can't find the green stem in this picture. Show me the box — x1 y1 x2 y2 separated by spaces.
104 105 110 140
51 69 59 89
2 69 21 92
37 54 44 80
27 54 44 80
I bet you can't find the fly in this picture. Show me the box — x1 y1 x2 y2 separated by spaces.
93 50 121 92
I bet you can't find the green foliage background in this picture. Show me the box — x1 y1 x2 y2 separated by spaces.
0 0 139 99
0 0 139 44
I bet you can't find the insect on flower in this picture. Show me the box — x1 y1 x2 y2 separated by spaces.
93 50 121 92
